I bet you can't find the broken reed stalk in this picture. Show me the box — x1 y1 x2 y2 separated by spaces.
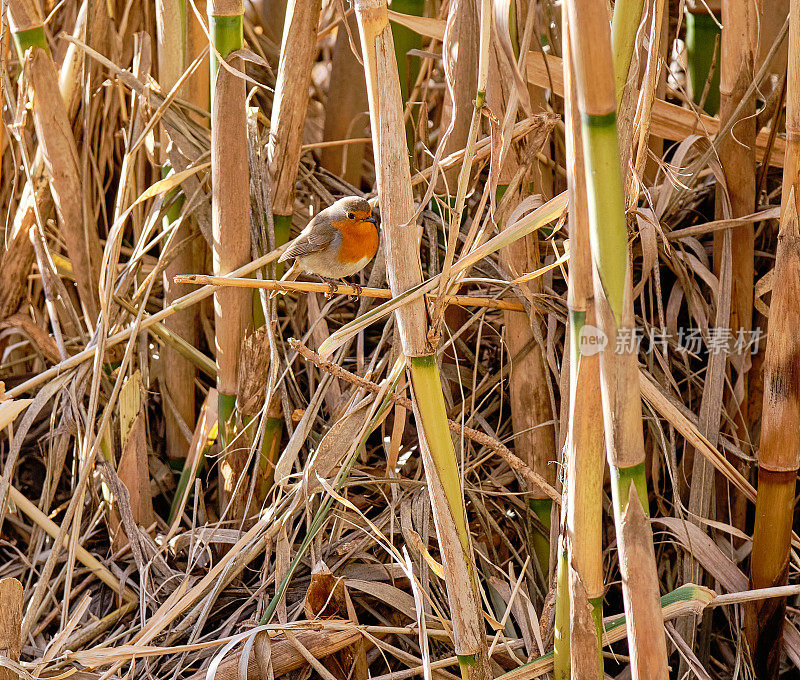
174 274 528 311
553 14 604 680
262 0 322 495
436 0 478 192
353 2 491 679
157 0 199 462
0 5 90 322
8 0 102 323
561 0 669 677
267 0 322 248
746 0 800 674
209 0 251 519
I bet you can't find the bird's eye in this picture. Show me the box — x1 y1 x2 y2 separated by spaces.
346 212 355 219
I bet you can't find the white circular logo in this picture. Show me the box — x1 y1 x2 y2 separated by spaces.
578 324 607 356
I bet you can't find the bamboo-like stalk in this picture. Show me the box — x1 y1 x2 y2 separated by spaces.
209 0 252 519
746 1 800 673
158 0 199 462
562 1 669 678
709 0 760 533
354 2 490 679
553 13 605 680
7 0 102 323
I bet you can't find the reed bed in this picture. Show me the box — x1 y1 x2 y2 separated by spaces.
2 1 800 679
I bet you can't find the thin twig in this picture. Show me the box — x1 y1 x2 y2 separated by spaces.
288 338 560 503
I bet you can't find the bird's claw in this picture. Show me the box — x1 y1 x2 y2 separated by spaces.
323 281 339 299
349 282 363 302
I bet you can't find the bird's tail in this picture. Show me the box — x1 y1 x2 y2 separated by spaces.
269 261 301 300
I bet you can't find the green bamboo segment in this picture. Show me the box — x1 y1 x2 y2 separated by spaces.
409 356 468 540
528 498 552 576
272 213 292 277
685 8 721 115
389 0 424 104
552 535 570 680
209 15 243 76
11 25 48 56
581 117 627 326
209 0 252 518
563 0 668 677
257 414 283 498
609 0 646 106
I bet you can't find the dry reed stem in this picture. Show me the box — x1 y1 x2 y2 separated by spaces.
562 14 604 675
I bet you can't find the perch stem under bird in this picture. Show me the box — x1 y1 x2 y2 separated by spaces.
172 275 530 312
272 196 380 298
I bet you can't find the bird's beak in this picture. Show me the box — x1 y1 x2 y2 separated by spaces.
365 215 378 224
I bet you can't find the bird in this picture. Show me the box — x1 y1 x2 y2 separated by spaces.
275 196 379 298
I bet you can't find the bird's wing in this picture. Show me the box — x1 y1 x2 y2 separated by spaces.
278 219 338 262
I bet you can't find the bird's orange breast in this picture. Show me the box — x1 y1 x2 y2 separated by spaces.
333 220 379 265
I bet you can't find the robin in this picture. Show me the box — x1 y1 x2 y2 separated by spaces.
276 196 379 297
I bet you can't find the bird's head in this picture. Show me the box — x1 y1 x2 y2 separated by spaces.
329 196 378 226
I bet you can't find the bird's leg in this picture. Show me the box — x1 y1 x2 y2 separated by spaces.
348 279 363 301
319 277 340 299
